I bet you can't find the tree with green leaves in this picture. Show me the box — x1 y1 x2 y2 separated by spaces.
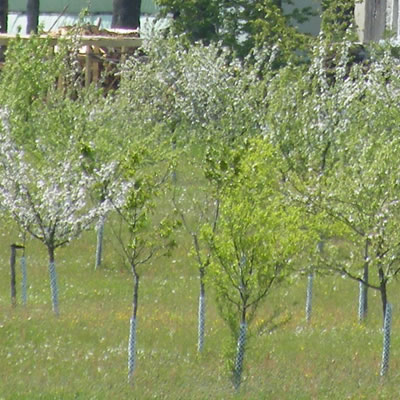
0 106 116 316
264 37 400 323
172 163 220 352
204 138 316 389
117 35 266 353
314 45 400 320
108 139 176 383
0 35 117 315
156 0 314 60
321 0 355 41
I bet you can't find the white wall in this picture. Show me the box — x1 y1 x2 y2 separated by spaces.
7 13 167 37
355 0 400 42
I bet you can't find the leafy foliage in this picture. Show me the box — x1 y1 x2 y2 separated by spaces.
2 25 400 389
205 139 316 333
156 0 314 60
264 37 400 317
321 0 356 41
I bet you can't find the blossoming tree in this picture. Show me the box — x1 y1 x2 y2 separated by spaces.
0 110 118 315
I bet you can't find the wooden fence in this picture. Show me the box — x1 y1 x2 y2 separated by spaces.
0 33 143 88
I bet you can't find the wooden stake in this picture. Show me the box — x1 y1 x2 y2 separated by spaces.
10 244 24 307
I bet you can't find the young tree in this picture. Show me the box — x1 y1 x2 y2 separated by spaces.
112 0 141 29
0 35 120 315
157 39 264 351
172 148 221 353
314 48 400 319
108 139 175 383
117 36 266 355
173 163 219 353
264 37 400 323
204 139 316 389
0 110 116 315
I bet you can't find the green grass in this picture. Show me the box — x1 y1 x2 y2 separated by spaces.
0 223 400 399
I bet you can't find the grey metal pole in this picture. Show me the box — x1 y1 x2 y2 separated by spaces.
95 216 105 270
306 272 314 323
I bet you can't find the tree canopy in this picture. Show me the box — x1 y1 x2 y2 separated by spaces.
155 0 315 60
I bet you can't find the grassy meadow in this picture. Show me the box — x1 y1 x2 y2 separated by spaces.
2 29 400 400
0 215 399 399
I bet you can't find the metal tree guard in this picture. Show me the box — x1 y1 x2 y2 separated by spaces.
306 272 314 323
233 322 247 390
380 303 392 377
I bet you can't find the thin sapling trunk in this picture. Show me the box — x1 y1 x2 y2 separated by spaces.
378 264 387 323
359 239 369 322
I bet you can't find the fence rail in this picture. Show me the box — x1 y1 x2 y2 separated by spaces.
0 34 143 88
0 33 143 48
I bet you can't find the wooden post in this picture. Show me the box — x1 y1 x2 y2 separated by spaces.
92 46 100 84
0 34 143 87
85 45 92 87
121 46 127 64
10 244 24 307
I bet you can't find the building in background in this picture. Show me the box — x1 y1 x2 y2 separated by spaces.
6 0 322 37
7 0 161 35
355 0 400 42
5 0 400 43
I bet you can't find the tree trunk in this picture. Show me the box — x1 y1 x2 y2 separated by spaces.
0 0 7 33
27 0 40 34
359 240 369 322
378 264 387 323
112 0 141 30
132 266 139 320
